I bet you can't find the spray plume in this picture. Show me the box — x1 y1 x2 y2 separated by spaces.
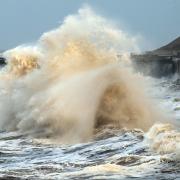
0 7 164 143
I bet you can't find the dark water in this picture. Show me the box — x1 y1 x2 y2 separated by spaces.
0 78 180 180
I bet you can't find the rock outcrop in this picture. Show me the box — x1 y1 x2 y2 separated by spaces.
0 56 6 66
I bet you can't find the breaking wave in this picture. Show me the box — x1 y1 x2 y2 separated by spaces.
0 6 179 154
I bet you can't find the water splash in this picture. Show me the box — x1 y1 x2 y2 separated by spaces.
0 7 176 148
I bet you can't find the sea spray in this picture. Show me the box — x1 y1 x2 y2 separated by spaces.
145 123 180 158
0 7 169 143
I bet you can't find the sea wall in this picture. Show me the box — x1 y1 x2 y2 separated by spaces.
131 53 180 78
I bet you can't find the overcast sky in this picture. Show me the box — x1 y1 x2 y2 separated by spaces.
0 0 179 51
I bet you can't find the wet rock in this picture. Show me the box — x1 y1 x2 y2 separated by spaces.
0 56 6 66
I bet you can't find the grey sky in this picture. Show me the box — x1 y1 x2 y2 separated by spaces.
0 0 179 51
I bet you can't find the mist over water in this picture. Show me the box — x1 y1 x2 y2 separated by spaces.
0 8 179 178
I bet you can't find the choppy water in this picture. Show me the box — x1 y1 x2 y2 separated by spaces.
0 77 179 180
0 6 180 180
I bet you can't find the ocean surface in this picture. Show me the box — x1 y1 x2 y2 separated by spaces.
0 77 180 180
0 7 180 180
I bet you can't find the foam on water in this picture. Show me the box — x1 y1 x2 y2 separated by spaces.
0 6 179 159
